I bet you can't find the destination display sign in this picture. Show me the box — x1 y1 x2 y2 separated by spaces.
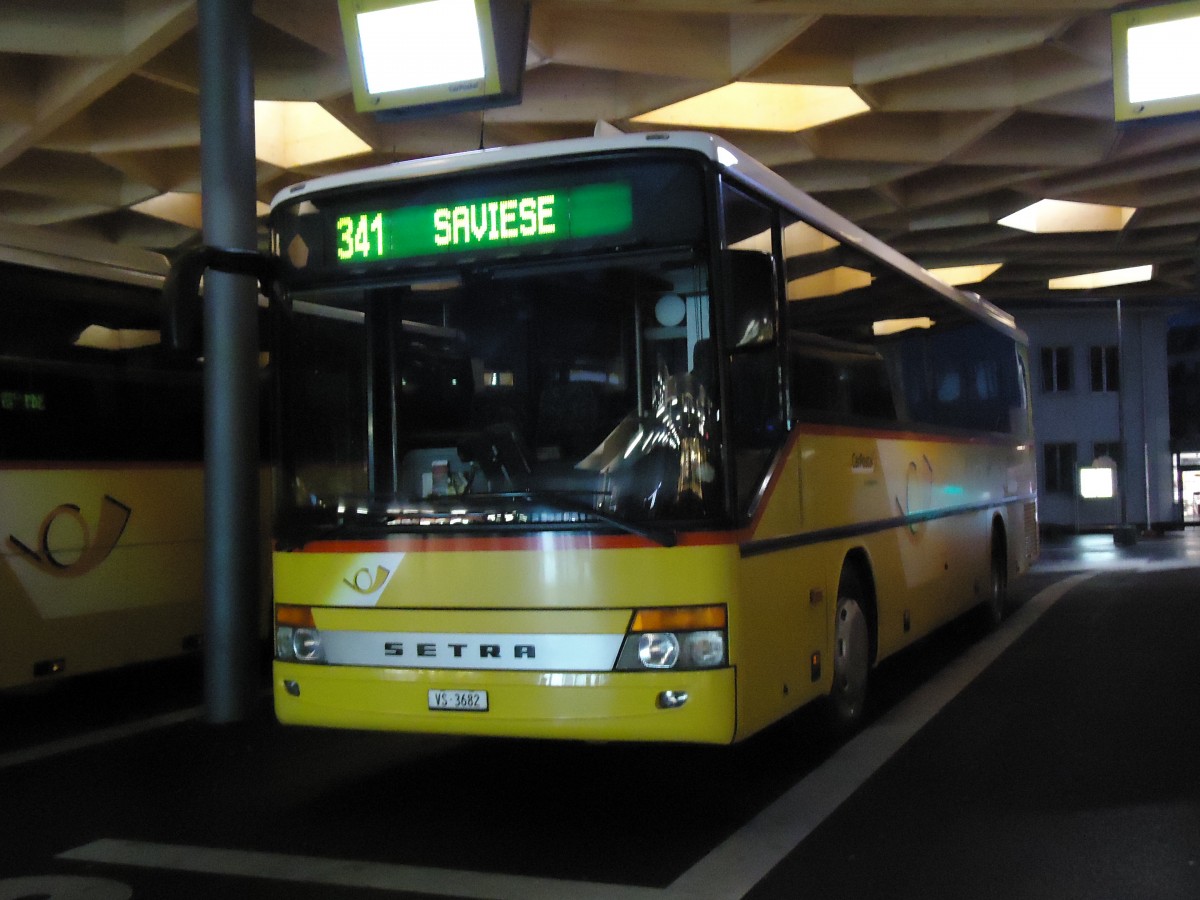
333 180 634 264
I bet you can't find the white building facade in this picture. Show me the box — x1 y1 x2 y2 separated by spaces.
1007 298 1179 533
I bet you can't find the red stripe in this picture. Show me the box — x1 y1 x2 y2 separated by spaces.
0 460 204 471
299 529 738 554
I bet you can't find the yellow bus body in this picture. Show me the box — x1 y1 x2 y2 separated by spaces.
0 464 206 690
273 425 1036 743
1 464 274 690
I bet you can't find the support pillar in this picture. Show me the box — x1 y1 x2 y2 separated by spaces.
198 0 260 722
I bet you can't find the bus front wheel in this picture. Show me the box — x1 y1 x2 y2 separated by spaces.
977 528 1009 632
829 572 870 727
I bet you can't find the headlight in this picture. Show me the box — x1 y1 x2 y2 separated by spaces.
615 605 728 671
292 627 325 662
638 633 680 668
275 605 325 663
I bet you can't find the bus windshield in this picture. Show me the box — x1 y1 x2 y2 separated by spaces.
279 250 720 541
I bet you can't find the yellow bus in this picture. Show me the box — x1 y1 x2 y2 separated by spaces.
265 132 1038 743
0 225 215 690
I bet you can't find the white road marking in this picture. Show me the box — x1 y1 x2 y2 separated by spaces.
666 571 1095 899
58 573 1095 899
0 707 203 772
59 839 665 900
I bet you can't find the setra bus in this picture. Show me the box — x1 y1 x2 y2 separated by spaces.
0 225 213 690
263 131 1038 743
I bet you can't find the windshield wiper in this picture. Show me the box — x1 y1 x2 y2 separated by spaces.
286 492 678 549
496 490 678 548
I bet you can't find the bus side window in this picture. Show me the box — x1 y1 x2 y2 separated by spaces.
789 338 897 424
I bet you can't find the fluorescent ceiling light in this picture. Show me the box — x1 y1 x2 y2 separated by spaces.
1127 14 1200 103
873 317 934 336
927 263 1002 287
357 0 485 94
632 82 869 132
784 221 841 255
730 229 772 253
75 325 160 351
255 100 372 169
788 266 872 300
1049 265 1154 290
999 199 1136 233
1112 2 1200 121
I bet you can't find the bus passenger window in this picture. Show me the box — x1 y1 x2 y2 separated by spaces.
846 356 898 421
790 351 841 417
937 370 961 403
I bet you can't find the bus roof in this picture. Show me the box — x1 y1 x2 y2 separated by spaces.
271 131 1021 342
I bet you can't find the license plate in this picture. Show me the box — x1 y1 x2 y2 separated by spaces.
428 689 489 712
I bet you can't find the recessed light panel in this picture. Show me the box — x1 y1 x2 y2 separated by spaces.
927 263 1002 286
633 82 869 133
255 101 371 169
1049 265 1154 290
999 199 1136 233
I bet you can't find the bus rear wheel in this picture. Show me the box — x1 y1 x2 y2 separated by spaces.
829 572 870 728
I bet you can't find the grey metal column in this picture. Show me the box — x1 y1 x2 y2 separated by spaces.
1114 298 1137 546
198 0 260 722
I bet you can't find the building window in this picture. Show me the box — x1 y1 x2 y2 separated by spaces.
1043 442 1077 494
1092 440 1122 466
1090 345 1120 392
1040 346 1073 392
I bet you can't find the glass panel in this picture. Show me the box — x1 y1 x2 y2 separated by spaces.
286 298 369 503
782 211 1027 436
722 184 776 348
0 262 204 462
722 183 783 510
279 252 721 535
1056 346 1073 391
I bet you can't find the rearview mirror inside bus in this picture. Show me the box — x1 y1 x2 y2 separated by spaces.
725 250 777 350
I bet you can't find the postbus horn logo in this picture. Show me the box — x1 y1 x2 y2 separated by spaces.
7 495 132 577
344 565 391 595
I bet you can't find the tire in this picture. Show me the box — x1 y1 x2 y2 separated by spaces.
829 569 870 728
977 531 1008 632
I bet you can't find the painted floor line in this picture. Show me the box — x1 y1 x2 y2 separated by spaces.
57 573 1095 900
0 706 204 772
663 571 1096 900
59 838 665 900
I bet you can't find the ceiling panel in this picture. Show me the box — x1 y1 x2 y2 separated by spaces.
0 0 1194 302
